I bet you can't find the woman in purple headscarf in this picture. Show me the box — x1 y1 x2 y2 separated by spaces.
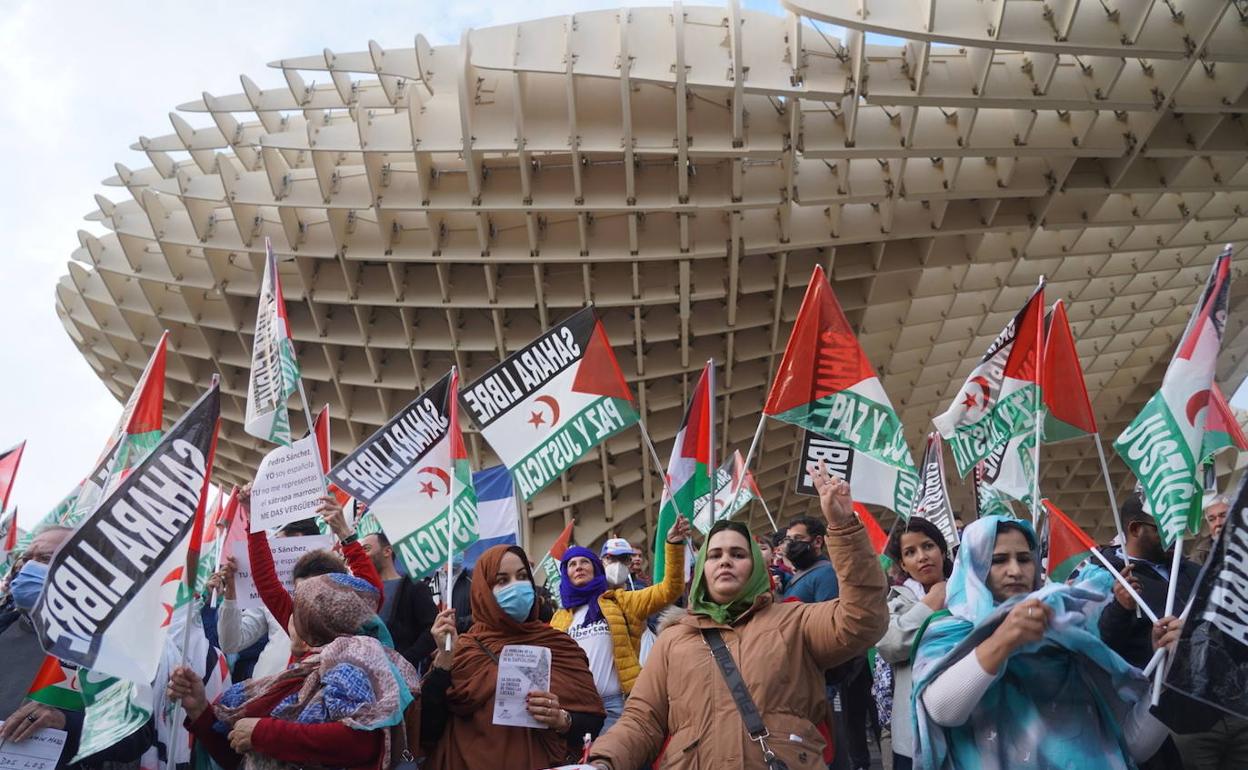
549 516 691 730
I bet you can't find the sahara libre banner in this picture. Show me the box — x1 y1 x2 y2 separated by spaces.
32 384 219 685
460 306 638 501
327 373 479 578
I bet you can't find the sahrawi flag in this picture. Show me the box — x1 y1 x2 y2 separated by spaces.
934 282 1044 507
1201 384 1248 465
1115 247 1232 546
65 332 169 527
764 266 919 517
1042 300 1098 443
245 238 301 446
1042 499 1097 582
32 382 220 685
328 370 478 578
911 433 959 547
460 306 639 501
655 362 714 582
692 451 758 534
538 519 575 604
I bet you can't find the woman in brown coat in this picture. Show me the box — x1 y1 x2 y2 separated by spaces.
421 544 605 770
587 464 889 770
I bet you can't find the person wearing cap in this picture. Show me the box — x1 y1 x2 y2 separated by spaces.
550 517 692 730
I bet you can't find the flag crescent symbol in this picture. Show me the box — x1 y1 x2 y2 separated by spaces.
535 395 562 426
1186 390 1212 426
970 375 993 408
417 466 451 494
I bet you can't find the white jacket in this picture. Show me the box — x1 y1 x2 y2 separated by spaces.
217 599 291 678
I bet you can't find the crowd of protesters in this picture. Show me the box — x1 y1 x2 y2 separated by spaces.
0 464 1242 770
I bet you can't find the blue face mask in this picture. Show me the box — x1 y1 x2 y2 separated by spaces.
493 581 535 623
11 560 49 611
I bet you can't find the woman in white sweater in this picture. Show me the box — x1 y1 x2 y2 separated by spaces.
876 517 952 770
911 515 1181 769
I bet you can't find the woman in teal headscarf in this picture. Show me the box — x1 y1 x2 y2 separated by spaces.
911 515 1177 769
586 467 890 770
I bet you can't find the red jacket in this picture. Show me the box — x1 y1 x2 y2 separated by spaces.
247 529 384 630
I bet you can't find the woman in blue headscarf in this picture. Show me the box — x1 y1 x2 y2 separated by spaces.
549 516 690 730
911 515 1181 769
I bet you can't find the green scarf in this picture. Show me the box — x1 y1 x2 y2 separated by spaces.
689 520 772 625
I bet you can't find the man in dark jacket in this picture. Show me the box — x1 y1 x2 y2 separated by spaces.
1097 495 1201 770
1097 496 1201 668
0 527 155 769
361 531 440 668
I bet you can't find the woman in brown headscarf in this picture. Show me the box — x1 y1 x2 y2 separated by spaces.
421 544 605 770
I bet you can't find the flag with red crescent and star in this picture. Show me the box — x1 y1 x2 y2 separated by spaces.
459 305 639 501
1115 246 1233 546
934 282 1045 488
328 371 479 578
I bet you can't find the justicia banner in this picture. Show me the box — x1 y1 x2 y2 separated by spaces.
460 306 639 501
328 371 478 578
32 383 220 685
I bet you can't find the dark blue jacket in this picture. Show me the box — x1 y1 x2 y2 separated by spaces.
778 556 840 603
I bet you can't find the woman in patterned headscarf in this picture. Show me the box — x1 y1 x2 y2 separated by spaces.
911 515 1181 769
168 573 419 770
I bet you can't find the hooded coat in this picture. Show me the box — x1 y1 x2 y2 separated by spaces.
587 520 887 769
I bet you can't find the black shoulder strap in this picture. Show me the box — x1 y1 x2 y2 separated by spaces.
701 628 789 770
472 637 500 665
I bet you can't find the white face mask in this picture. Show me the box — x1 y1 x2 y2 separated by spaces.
605 561 631 587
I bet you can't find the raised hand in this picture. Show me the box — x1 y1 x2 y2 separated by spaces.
810 460 854 527
317 495 352 540
666 514 692 544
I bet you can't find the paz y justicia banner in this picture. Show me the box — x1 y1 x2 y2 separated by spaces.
460 306 639 501
327 372 478 578
31 384 219 685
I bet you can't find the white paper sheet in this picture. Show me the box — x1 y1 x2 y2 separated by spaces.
492 644 552 729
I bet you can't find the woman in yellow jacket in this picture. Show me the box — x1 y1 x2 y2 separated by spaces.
551 516 692 729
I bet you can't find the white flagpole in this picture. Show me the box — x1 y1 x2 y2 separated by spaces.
638 421 690 523
445 367 459 651
733 415 769 528
295 381 328 496
1031 277 1045 527
707 360 717 528
1092 432 1127 546
1151 534 1186 705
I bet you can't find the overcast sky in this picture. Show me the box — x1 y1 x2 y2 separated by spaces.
2 0 1243 528
0 0 793 527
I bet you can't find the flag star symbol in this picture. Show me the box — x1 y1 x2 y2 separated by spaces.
528 411 546 428
160 602 174 628
961 393 978 409
419 480 438 498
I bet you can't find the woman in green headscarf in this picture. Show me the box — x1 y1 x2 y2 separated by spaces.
587 465 889 770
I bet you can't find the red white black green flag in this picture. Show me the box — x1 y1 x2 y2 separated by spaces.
1115 247 1233 546
460 306 639 501
934 283 1044 484
655 362 714 581
328 371 478 578
245 238 301 446
764 266 918 517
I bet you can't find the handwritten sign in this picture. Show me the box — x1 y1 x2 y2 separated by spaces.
230 534 333 610
0 724 66 770
250 435 325 532
492 644 551 728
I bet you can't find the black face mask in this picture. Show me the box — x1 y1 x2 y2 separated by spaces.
786 540 819 570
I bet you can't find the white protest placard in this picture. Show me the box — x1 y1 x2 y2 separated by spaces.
492 644 551 728
230 534 334 610
0 724 66 770
249 435 325 532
